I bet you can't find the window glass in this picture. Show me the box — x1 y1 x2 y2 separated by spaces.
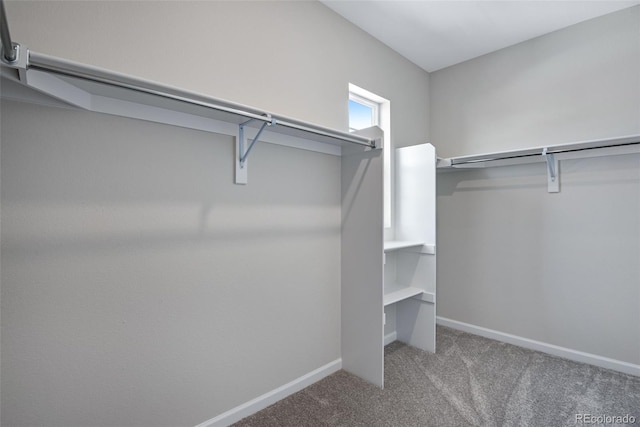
349 99 375 131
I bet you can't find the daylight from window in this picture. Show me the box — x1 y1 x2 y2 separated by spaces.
349 99 375 132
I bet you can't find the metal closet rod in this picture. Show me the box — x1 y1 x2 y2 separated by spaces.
26 51 376 149
448 137 640 166
0 0 16 62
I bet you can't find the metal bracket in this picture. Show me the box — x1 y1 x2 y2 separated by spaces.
542 147 560 193
1 43 29 81
235 115 276 185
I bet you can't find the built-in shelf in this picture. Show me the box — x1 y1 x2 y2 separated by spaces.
436 134 640 169
2 51 379 150
1 48 384 185
384 240 435 254
435 135 640 193
384 241 424 252
384 285 423 306
383 284 435 307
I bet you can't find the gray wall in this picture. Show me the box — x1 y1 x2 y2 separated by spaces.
432 7 640 365
1 101 342 426
431 6 640 158
0 1 429 426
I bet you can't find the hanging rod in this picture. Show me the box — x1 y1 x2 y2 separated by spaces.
436 135 640 193
0 0 17 62
24 52 376 150
438 135 640 168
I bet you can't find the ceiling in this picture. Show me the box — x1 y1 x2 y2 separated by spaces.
320 1 640 72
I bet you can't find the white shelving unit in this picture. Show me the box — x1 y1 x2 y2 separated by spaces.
383 143 437 355
342 143 437 389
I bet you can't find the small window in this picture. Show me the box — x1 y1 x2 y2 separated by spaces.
349 94 379 132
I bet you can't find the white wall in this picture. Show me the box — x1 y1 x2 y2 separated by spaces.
0 1 429 426
432 7 640 366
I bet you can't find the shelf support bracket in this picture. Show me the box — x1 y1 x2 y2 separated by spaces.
542 147 559 193
235 115 276 185
1 42 29 82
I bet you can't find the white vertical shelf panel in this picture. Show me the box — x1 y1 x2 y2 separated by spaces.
341 148 384 388
397 298 437 351
396 144 436 246
396 253 437 352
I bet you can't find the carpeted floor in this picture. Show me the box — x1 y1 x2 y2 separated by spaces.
234 326 640 426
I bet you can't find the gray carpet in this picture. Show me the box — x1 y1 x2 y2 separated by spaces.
234 326 640 426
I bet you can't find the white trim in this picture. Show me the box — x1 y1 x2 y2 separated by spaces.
348 83 388 105
194 359 342 427
384 331 398 346
436 317 640 377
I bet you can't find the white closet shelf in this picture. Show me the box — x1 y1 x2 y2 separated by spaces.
384 241 423 251
383 241 435 254
1 48 383 184
435 135 640 193
436 135 640 169
3 51 378 148
383 284 435 306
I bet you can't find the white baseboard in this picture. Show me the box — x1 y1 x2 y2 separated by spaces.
195 359 342 427
436 317 640 377
384 331 397 346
